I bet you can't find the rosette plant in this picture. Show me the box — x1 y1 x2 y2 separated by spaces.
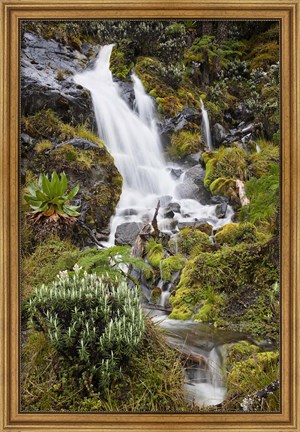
24 171 80 222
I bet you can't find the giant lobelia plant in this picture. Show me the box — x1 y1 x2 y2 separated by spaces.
24 171 80 222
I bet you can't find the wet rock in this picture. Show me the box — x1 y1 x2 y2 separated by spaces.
168 202 181 213
119 208 139 216
21 32 95 126
27 138 122 241
212 123 228 147
182 152 201 166
175 165 211 205
210 195 230 205
163 209 175 219
115 79 135 109
215 203 228 219
115 222 143 246
184 165 206 185
170 168 183 178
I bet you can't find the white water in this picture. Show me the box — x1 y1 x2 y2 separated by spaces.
185 347 226 407
151 316 227 406
200 99 213 151
74 45 232 244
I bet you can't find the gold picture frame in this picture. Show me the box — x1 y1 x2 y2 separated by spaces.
0 0 299 430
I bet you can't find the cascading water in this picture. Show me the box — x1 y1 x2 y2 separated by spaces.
74 44 238 407
74 44 175 198
75 45 233 245
200 99 213 151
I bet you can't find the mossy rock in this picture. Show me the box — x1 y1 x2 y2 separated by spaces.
226 341 261 371
169 284 200 320
110 42 135 80
193 287 227 324
135 56 201 118
214 222 262 246
161 255 186 282
26 128 122 235
173 227 211 257
170 239 279 341
145 240 164 268
168 130 202 160
150 287 162 304
22 109 102 144
226 351 280 411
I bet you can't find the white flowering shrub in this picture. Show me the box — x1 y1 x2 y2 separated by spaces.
26 264 145 390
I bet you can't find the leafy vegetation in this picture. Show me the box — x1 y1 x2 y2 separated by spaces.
24 171 80 221
26 265 145 393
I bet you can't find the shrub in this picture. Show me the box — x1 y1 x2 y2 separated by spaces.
24 171 80 221
25 265 145 392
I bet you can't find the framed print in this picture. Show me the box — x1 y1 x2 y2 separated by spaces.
0 0 299 431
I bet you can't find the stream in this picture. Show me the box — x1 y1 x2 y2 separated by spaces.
74 44 240 407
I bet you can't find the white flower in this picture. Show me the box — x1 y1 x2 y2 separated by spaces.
73 263 82 274
57 270 69 281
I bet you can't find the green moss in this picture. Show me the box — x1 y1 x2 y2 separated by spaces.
143 266 155 282
22 109 104 146
210 177 236 196
226 341 261 371
226 351 280 411
193 287 226 324
21 237 80 300
110 44 134 80
34 140 53 153
169 284 200 320
176 227 211 257
248 42 279 70
239 164 279 233
203 146 249 190
214 222 262 246
150 287 162 304
170 239 279 341
161 255 186 282
250 140 279 178
146 240 164 268
168 130 201 160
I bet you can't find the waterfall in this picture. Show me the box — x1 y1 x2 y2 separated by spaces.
184 346 226 407
200 99 213 151
75 45 234 244
74 44 175 199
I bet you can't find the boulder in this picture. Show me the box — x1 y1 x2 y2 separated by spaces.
175 165 211 205
168 202 181 213
21 32 96 126
27 139 123 236
170 168 183 178
215 203 228 219
212 123 228 147
115 222 143 246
